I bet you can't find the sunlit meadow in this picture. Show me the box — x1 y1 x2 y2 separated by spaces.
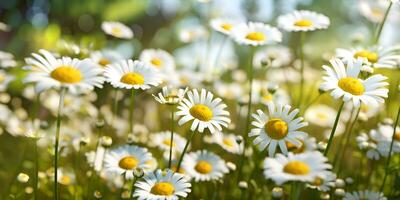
0 0 400 199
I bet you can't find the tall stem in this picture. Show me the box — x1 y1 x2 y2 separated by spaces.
168 105 175 168
379 106 400 195
298 32 306 107
129 89 135 134
176 131 195 172
324 101 345 156
238 47 255 181
54 87 66 200
112 89 119 123
129 177 138 200
336 107 361 174
33 139 39 200
374 2 393 44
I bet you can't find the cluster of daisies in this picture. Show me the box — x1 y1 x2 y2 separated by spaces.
0 0 399 199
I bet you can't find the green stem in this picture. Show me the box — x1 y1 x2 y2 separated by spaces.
212 36 228 70
54 87 66 200
176 131 195 172
332 106 356 167
129 177 138 200
336 107 361 174
290 182 302 200
168 105 175 169
238 47 255 182
374 2 393 44
33 139 39 200
324 101 345 156
379 106 400 195
129 89 135 134
112 89 119 123
302 93 322 114
298 32 306 107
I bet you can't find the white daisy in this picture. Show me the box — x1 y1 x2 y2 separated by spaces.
104 145 155 180
207 132 243 154
356 132 381 160
231 22 282 46
277 10 330 32
306 171 336 192
304 104 337 127
151 131 187 153
320 58 389 107
210 18 242 35
358 0 392 23
153 86 188 105
263 151 332 185
181 150 229 182
101 21 133 39
104 59 162 90
336 46 400 69
90 50 124 68
344 190 387 200
249 102 308 157
0 50 17 68
374 123 400 156
253 45 292 68
133 169 191 200
176 89 230 133
139 49 175 73
24 49 104 93
0 70 14 92
285 135 317 154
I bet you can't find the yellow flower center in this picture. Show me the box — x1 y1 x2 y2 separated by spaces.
265 118 289 140
150 182 175 196
394 131 400 141
99 58 110 67
50 66 82 84
338 77 365 96
120 72 144 85
283 161 310 175
223 138 234 147
262 94 273 102
294 19 313 27
195 160 213 174
150 58 163 67
189 104 213 121
245 32 266 41
163 139 176 147
354 50 378 63
111 27 122 36
220 23 233 31
312 176 324 186
118 156 138 170
0 74 5 83
285 140 305 154
59 175 72 185
172 166 185 174
316 113 328 121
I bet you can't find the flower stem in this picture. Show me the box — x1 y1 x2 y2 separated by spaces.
298 32 306 107
324 101 345 156
238 47 255 182
374 2 393 44
54 87 66 200
112 89 119 123
33 138 39 200
379 106 400 194
168 105 175 169
176 131 195 172
129 177 138 200
336 107 361 174
129 89 135 134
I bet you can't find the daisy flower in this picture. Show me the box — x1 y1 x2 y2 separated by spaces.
320 58 389 107
304 104 337 127
374 123 400 156
358 0 392 23
104 145 155 180
90 50 124 68
277 10 330 32
24 49 104 93
176 89 230 133
231 22 282 46
210 18 242 35
306 171 336 192
253 45 292 68
181 150 229 182
249 102 308 157
344 190 386 200
263 151 332 185
101 21 133 39
206 132 244 154
0 50 17 68
336 46 400 69
133 169 191 200
153 86 188 105
139 49 175 73
285 135 317 154
356 132 381 160
151 131 187 153
104 59 162 90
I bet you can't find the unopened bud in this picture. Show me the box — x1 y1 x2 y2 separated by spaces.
238 181 248 190
100 136 112 147
272 187 283 198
